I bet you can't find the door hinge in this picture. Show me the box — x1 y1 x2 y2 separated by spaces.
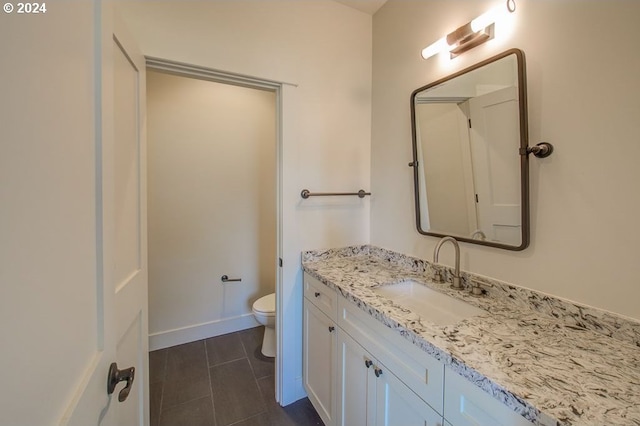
475 194 479 203
279 258 283 267
468 118 472 128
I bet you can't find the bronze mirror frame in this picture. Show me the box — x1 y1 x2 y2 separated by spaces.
410 48 530 251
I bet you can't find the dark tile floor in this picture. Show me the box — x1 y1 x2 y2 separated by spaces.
149 326 324 426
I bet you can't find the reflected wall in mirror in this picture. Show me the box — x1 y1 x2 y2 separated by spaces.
410 49 529 250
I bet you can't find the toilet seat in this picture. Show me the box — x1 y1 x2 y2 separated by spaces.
253 293 275 315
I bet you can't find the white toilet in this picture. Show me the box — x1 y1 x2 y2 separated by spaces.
252 293 276 357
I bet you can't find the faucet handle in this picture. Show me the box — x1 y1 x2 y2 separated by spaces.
433 270 443 283
469 279 493 296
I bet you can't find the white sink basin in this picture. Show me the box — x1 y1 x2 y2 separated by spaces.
373 280 485 326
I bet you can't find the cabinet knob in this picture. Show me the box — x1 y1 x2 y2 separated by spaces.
314 292 321 297
328 326 335 333
374 367 383 378
364 359 373 368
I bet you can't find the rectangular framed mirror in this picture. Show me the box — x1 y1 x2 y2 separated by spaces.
410 49 529 250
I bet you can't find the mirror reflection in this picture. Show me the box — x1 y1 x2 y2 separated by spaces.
411 49 529 250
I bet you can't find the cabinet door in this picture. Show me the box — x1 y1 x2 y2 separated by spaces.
444 367 535 426
375 362 444 426
303 298 337 426
336 330 376 426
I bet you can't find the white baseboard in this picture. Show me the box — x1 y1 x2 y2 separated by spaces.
149 314 260 351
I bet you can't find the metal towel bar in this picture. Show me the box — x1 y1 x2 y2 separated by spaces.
300 189 371 199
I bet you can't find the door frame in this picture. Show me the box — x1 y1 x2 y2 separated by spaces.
143 58 286 403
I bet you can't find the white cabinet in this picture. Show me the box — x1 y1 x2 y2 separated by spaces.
337 296 445 415
302 272 536 426
337 329 443 426
304 273 338 318
303 274 338 426
374 358 444 426
336 329 375 426
443 367 535 426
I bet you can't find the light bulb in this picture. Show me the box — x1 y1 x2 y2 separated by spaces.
421 37 449 59
471 7 499 32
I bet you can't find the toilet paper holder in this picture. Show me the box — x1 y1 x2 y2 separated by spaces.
221 275 242 283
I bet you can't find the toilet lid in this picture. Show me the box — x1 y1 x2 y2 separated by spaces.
253 293 275 314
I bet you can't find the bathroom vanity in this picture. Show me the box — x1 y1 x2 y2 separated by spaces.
301 246 640 426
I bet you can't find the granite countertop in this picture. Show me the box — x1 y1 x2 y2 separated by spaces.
301 245 640 426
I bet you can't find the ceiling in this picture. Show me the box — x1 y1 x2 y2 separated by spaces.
332 0 388 15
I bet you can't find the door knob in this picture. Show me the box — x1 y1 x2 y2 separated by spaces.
107 362 135 402
364 359 373 368
374 367 383 378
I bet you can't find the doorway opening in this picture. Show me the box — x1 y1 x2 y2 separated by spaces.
145 58 283 404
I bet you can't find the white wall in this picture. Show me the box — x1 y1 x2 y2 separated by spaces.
146 70 276 348
417 103 471 235
0 3 99 423
371 0 640 320
118 0 372 404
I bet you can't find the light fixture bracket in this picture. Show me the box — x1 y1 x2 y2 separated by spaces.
447 23 494 59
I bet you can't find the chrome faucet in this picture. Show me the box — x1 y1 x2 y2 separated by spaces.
433 236 462 289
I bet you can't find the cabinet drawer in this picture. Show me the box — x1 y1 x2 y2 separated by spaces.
444 367 535 426
338 297 444 414
304 272 338 322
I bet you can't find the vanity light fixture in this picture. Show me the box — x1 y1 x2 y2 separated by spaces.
421 0 516 60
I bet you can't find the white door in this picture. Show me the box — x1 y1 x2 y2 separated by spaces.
0 2 148 425
468 86 521 245
108 8 149 426
66 4 149 426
